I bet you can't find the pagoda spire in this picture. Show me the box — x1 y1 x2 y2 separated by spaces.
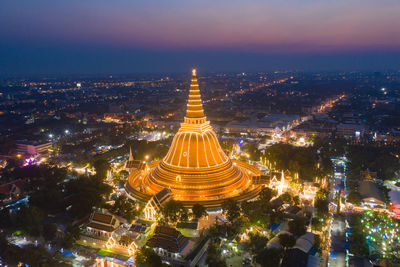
129 146 134 161
184 69 206 124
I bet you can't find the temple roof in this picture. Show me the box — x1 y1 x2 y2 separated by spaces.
146 226 188 253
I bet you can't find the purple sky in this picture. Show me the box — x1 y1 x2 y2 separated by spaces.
1 0 400 75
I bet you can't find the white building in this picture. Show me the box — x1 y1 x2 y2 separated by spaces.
144 188 172 220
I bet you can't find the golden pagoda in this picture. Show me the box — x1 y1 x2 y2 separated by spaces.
126 69 262 207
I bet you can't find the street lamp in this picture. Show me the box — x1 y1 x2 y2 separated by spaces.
145 155 149 161
65 129 70 134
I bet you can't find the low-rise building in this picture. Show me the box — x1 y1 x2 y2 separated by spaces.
389 190 400 218
124 147 146 172
106 233 137 256
0 179 25 202
143 188 172 220
294 232 315 253
85 212 121 238
359 181 385 207
147 226 194 265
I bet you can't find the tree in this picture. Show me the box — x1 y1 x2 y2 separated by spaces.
109 196 137 222
61 225 80 249
206 242 227 267
293 195 300 205
241 200 265 224
347 191 362 205
66 175 112 219
30 184 64 214
0 244 71 267
278 233 296 250
311 217 323 231
93 159 110 180
281 192 293 204
258 187 277 203
192 203 207 219
315 188 329 200
119 170 129 178
314 198 329 217
43 223 58 241
135 247 166 267
264 144 319 181
256 247 283 267
335 191 341 214
248 232 269 254
161 200 188 223
16 206 44 237
243 143 261 161
314 234 322 254
221 139 237 154
0 233 8 253
288 217 307 237
0 192 7 200
221 199 241 222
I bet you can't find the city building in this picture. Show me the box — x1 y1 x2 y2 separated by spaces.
16 140 52 156
337 123 366 138
126 69 262 207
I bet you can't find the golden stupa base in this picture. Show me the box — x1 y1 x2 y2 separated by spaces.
125 160 262 207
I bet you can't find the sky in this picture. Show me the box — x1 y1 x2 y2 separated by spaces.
1 0 400 76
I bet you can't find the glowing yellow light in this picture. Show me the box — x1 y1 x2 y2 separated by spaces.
126 69 263 205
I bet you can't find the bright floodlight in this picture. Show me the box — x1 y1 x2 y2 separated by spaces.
65 130 70 134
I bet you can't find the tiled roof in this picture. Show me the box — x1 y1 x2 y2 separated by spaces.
359 181 385 204
146 226 188 253
87 222 115 232
130 224 147 234
154 188 172 203
92 213 113 224
0 179 25 195
126 160 146 170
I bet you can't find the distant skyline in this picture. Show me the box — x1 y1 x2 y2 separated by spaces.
1 0 400 75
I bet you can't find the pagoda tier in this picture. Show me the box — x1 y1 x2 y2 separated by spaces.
126 69 261 207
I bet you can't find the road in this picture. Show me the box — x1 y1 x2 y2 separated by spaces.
327 158 349 267
328 215 347 267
